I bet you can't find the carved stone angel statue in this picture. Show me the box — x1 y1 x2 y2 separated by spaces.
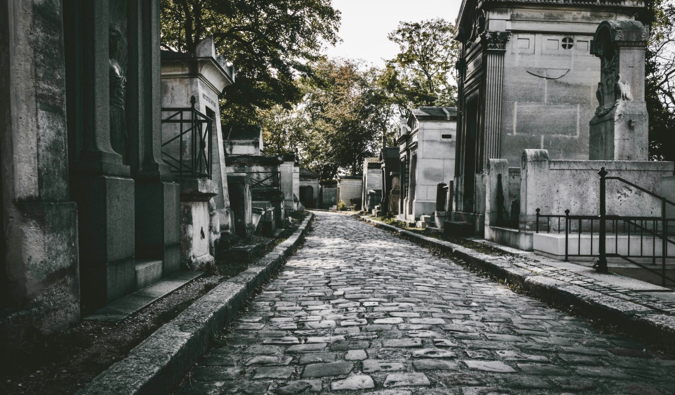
614 74 633 102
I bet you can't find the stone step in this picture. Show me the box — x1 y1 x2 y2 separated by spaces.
135 259 163 291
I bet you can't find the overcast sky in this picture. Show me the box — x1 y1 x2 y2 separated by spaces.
325 0 463 67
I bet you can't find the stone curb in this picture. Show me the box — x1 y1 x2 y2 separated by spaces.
358 215 675 354
77 214 314 395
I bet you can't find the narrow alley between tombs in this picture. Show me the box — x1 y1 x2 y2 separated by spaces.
176 212 675 395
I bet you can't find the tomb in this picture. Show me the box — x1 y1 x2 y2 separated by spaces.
320 180 338 209
398 107 457 224
161 37 236 268
338 176 363 210
0 0 201 345
451 0 648 235
362 158 383 213
379 148 401 216
224 126 286 235
299 168 320 209
483 19 675 259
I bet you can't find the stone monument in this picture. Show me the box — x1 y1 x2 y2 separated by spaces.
589 20 650 161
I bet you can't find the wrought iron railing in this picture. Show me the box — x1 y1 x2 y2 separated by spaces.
161 96 212 179
247 171 281 192
535 168 675 286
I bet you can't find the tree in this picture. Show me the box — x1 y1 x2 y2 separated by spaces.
382 19 460 116
645 0 675 161
160 0 341 124
260 58 392 179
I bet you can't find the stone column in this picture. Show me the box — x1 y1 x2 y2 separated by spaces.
64 0 136 312
481 31 511 170
129 0 181 279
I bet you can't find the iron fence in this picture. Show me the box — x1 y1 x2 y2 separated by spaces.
161 96 212 179
535 168 675 286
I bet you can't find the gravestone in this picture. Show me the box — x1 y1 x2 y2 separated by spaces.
589 20 650 161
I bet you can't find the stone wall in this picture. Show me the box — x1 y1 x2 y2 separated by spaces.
1 0 80 346
338 178 363 208
520 150 674 231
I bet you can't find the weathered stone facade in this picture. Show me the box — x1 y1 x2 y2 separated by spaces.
338 176 363 209
452 0 647 234
398 107 457 222
299 168 320 209
362 158 382 212
0 0 194 346
379 148 401 216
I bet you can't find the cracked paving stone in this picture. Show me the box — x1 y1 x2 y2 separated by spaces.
412 349 457 358
383 338 422 348
263 337 299 345
274 380 322 394
252 366 295 379
245 355 293 366
433 339 459 348
362 359 405 372
517 363 569 375
496 350 549 362
302 361 353 378
345 349 368 360
412 359 459 370
575 366 632 379
330 374 376 391
286 343 327 353
298 352 338 364
383 372 431 387
330 340 370 351
462 360 516 373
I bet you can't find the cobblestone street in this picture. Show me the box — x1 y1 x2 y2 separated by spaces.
178 212 675 394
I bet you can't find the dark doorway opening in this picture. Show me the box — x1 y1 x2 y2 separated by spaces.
300 186 314 208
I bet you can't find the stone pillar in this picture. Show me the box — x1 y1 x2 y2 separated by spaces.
130 0 181 278
1 0 80 344
589 21 650 161
481 31 511 170
519 149 550 231
228 175 253 239
280 155 295 211
180 179 218 269
63 0 136 312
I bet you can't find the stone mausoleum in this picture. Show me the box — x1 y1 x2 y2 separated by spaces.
483 18 674 257
451 0 648 235
398 107 457 224
1 0 208 346
161 37 235 268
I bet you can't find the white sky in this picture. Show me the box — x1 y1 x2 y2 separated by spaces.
325 0 464 67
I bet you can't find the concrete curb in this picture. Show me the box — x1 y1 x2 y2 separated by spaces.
78 214 314 395
359 215 675 354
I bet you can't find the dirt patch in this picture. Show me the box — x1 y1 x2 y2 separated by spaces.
0 214 309 395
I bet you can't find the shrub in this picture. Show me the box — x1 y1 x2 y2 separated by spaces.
337 200 347 211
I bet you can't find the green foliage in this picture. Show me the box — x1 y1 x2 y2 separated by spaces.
337 200 347 211
645 0 675 161
160 0 341 124
382 19 460 116
261 58 392 179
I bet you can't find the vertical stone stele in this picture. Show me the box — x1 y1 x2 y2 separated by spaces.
589 20 650 161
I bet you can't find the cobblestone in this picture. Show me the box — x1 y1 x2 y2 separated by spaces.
178 212 675 394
